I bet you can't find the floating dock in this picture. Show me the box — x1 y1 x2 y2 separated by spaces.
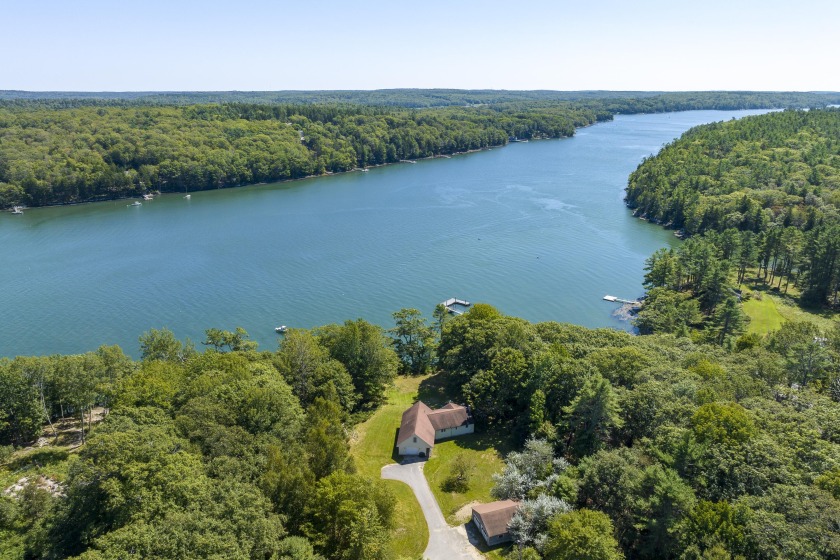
440 298 471 314
603 295 641 305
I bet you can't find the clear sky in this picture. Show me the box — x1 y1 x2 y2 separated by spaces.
2 0 838 92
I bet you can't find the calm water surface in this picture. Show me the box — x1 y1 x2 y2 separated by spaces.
0 110 768 357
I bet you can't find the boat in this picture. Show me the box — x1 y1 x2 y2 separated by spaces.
275 325 288 334
11 206 24 215
184 194 191 199
128 201 142 207
143 193 154 200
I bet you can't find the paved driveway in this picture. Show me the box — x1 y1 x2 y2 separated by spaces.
382 459 483 560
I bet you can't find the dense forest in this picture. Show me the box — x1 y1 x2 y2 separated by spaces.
2 305 839 559
2 90 839 109
625 109 840 315
436 305 840 559
1 322 400 560
0 102 597 208
3 91 840 209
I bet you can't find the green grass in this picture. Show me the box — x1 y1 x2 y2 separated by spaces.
740 277 838 336
742 291 785 335
423 428 513 525
739 270 840 335
350 375 429 559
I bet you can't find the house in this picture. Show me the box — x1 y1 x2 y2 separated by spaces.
472 500 519 546
396 401 474 457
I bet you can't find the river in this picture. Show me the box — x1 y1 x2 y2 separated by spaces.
0 109 769 357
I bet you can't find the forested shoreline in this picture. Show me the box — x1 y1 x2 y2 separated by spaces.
625 109 840 325
2 91 840 209
2 305 839 559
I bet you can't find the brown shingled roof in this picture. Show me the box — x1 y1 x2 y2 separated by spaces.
473 500 519 538
397 401 434 446
426 405 471 431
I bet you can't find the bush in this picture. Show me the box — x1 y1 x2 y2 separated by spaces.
442 453 475 493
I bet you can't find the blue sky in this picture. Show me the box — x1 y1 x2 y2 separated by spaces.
2 0 838 91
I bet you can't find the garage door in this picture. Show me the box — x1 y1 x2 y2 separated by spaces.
402 447 420 455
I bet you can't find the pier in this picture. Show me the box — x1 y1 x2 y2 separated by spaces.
440 298 471 314
603 295 641 305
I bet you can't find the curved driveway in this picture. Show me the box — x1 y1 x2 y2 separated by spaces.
382 460 482 560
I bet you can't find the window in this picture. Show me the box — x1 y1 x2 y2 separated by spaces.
413 437 417 443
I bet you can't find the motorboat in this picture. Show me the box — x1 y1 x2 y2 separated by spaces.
275 325 288 334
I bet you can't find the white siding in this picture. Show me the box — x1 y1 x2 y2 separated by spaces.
397 435 433 456
435 423 474 439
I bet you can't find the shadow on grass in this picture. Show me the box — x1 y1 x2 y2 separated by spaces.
440 428 516 456
746 276 839 318
8 447 70 472
417 373 453 407
464 519 514 556
391 427 402 463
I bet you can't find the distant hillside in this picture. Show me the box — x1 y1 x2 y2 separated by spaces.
1 89 839 109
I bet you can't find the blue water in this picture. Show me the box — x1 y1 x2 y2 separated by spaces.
0 110 769 357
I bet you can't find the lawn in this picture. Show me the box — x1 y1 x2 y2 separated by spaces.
742 291 784 335
740 278 838 336
423 428 513 525
350 375 430 559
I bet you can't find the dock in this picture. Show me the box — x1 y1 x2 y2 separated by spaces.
603 295 641 305
440 298 471 314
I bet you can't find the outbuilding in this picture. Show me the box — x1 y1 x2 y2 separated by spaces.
472 500 519 546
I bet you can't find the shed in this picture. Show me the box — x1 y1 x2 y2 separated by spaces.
472 500 519 546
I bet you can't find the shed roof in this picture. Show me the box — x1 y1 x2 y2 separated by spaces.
472 500 519 538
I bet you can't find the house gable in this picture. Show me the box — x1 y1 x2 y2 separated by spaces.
397 401 474 455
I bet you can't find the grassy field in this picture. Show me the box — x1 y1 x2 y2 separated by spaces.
423 430 512 525
742 291 785 335
740 277 838 336
350 375 430 559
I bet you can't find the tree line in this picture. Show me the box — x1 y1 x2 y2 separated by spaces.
0 102 597 208
2 89 839 109
626 108 840 309
4 93 840 209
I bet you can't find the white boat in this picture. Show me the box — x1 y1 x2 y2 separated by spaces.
184 194 191 199
128 201 142 207
275 325 288 334
11 206 24 215
143 194 154 200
